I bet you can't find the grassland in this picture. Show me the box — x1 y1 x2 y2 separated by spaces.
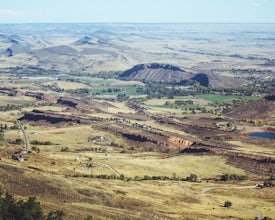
197 94 262 103
0 75 274 220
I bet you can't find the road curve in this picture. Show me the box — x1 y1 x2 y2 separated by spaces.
94 162 121 178
200 185 262 220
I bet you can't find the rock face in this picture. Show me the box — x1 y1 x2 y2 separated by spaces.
120 63 194 82
20 110 80 125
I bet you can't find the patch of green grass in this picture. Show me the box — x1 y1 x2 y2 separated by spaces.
90 86 143 96
197 94 262 103
152 104 200 109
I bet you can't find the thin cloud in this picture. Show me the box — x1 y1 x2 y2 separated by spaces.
0 9 31 17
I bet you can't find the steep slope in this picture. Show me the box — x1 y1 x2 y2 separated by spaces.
120 63 246 88
226 93 275 123
120 63 195 82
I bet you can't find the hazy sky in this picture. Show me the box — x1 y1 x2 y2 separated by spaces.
0 0 275 23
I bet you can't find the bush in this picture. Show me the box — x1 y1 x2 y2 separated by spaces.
61 147 70 152
31 140 53 145
224 201 232 208
220 174 248 181
31 146 40 153
186 174 198 182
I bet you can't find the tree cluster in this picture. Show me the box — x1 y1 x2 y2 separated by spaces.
0 191 64 220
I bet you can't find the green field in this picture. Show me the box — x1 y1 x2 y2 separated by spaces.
197 94 262 103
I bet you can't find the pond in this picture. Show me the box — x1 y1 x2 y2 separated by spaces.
248 132 275 139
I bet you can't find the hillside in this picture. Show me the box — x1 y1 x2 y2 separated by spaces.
226 93 275 123
120 63 246 88
120 63 194 82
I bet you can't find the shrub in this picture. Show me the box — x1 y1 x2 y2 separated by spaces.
186 174 198 182
61 147 70 152
220 174 248 181
224 201 232 208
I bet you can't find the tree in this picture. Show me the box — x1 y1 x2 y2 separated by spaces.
186 174 198 182
224 201 232 208
46 210 64 220
0 191 65 220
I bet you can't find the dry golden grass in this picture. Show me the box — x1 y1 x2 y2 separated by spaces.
107 102 136 114
227 140 275 158
23 105 66 112
54 81 88 90
0 95 35 105
0 123 273 220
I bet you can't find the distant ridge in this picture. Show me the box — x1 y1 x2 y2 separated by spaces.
72 36 95 46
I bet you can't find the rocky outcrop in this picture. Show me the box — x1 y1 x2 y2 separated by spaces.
169 137 193 151
57 97 80 108
25 92 55 103
20 110 80 125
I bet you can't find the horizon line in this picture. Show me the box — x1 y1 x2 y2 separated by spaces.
1 21 275 25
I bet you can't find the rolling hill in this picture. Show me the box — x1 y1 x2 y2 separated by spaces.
226 92 275 124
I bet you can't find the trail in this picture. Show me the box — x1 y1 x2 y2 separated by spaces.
174 184 262 220
16 120 29 149
94 162 121 178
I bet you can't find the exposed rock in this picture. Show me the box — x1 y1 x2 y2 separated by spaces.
20 110 80 125
25 91 55 103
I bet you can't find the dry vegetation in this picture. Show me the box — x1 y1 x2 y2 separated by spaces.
1 23 275 219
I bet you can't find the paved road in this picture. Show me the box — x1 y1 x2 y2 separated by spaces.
16 120 29 149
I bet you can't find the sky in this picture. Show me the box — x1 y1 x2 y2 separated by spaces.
0 0 275 23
